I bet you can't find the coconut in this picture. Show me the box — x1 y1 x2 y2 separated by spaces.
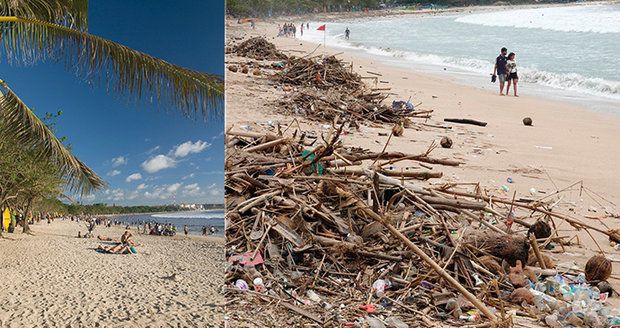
479 255 503 274
252 68 261 76
527 220 551 239
596 281 614 295
510 287 534 305
392 123 403 137
523 117 533 126
241 66 249 74
228 65 238 73
585 255 612 282
440 136 452 148
527 251 555 268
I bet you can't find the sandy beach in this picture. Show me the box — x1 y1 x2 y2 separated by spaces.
225 9 620 326
0 220 224 327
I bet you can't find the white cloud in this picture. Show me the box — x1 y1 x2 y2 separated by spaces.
166 183 182 193
183 183 203 197
137 183 147 190
81 194 96 202
146 145 160 154
209 189 222 196
173 140 210 158
111 156 128 167
141 155 176 173
126 173 143 183
182 173 195 180
107 188 125 202
108 170 121 177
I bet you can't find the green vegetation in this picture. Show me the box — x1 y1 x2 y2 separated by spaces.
226 0 579 16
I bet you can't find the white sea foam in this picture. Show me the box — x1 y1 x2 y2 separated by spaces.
455 5 620 34
324 42 620 100
151 210 224 219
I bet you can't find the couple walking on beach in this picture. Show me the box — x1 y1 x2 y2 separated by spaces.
493 47 519 97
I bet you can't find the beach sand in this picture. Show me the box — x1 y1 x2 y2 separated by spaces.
225 12 620 325
0 220 224 327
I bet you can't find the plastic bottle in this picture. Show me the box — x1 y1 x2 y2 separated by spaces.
253 277 266 293
544 314 562 328
372 279 391 297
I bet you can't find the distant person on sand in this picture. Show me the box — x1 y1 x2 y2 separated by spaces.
184 225 188 236
505 52 519 97
345 27 350 40
300 23 304 36
492 47 508 96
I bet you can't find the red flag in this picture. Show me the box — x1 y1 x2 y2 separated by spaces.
317 24 325 31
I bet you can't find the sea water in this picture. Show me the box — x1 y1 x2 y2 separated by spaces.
302 4 620 113
111 210 225 235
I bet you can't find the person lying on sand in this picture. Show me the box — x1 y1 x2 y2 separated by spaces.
96 244 138 255
97 235 120 242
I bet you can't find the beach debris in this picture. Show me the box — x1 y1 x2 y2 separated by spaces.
440 136 453 148
228 65 239 72
391 123 403 136
232 37 287 60
527 219 552 239
224 125 620 327
444 118 488 127
585 255 612 282
241 66 249 74
523 117 533 126
252 68 261 76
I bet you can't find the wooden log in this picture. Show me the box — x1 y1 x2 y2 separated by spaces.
244 137 288 153
444 118 488 127
529 235 547 270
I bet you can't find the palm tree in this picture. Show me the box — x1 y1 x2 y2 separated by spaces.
0 0 224 195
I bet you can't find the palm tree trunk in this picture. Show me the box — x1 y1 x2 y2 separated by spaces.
22 198 32 234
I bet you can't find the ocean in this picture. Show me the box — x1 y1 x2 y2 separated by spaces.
110 210 225 236
302 4 620 113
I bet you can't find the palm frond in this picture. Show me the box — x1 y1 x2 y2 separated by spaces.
0 0 88 30
0 80 106 195
1 17 224 118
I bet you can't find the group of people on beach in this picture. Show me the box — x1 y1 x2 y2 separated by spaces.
492 47 519 97
278 23 297 37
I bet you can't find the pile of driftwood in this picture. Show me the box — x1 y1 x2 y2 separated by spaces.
233 37 288 61
275 55 362 90
276 87 431 125
224 126 620 327
230 37 429 125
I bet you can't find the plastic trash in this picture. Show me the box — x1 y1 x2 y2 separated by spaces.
529 187 537 195
501 185 509 192
235 279 249 290
306 290 321 303
544 314 562 328
459 310 480 322
384 316 408 328
372 279 391 297
507 177 513 183
365 317 386 328
253 277 266 292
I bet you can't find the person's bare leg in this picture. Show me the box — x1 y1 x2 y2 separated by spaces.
506 80 511 95
499 81 505 95
513 79 518 97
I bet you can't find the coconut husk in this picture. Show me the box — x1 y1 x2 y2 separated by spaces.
585 255 612 282
440 136 453 148
527 220 551 239
510 287 534 305
392 123 404 137
478 255 503 274
523 117 533 126
527 251 555 268
233 37 288 60
465 233 530 267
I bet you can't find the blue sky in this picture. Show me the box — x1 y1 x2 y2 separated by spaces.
1 1 224 205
